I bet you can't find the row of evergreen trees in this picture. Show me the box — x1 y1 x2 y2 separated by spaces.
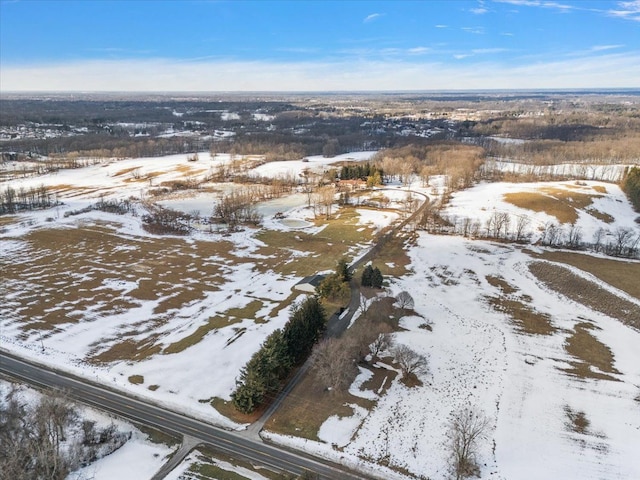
231 296 326 414
623 166 640 212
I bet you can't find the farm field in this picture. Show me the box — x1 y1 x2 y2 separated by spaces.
1 150 640 480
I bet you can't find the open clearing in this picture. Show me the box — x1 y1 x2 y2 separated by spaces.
2 151 640 479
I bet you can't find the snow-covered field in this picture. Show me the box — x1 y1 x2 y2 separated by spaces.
444 180 638 242
0 150 386 430
2 150 639 479
274 234 640 479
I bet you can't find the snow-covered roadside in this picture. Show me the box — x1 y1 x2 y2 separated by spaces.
68 432 172 480
163 450 271 480
0 379 173 480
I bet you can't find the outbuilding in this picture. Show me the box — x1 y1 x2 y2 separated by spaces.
293 274 326 294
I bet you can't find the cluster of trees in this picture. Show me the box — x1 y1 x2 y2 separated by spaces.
623 166 640 212
64 198 134 218
312 291 427 393
423 207 640 259
212 189 263 230
141 207 192 235
0 184 55 215
361 264 384 288
317 258 351 301
0 387 128 480
312 300 393 393
339 163 384 182
373 143 485 190
219 140 308 162
232 296 326 414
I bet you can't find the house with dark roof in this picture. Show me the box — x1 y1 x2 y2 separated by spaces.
293 274 326 293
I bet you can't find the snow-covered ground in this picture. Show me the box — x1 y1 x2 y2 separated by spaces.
273 234 640 479
443 180 638 242
2 150 639 479
0 379 173 480
0 150 391 431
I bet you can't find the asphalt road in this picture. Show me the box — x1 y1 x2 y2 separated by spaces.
0 350 373 480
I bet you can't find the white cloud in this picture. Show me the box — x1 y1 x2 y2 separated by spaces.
608 0 640 21
471 0 489 14
2 54 638 92
472 48 509 54
462 26 486 34
363 13 383 23
435 24 448 28
408 47 431 55
493 0 575 12
590 44 624 52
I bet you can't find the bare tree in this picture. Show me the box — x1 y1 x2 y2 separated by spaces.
592 227 606 253
312 185 336 220
392 345 428 378
566 223 583 249
395 291 415 311
514 215 530 242
611 226 635 256
449 408 490 480
312 338 357 393
369 330 394 359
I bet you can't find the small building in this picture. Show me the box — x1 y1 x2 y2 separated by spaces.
293 274 326 294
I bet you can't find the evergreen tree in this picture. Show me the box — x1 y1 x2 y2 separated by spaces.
361 264 374 287
336 258 351 282
232 367 267 413
371 267 384 288
282 296 327 365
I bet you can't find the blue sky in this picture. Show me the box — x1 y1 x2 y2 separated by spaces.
1 0 639 91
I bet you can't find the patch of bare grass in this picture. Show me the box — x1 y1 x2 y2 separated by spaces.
0 215 18 226
563 322 620 381
529 261 640 330
532 250 640 300
90 337 162 364
585 208 615 223
210 397 263 425
162 301 266 355
367 231 415 278
564 405 590 434
265 366 374 441
128 375 144 385
504 187 602 224
255 208 375 276
486 275 518 295
489 296 555 335
485 275 555 335
359 365 398 397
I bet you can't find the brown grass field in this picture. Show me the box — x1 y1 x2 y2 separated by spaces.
533 250 640 300
528 261 640 330
503 187 604 224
